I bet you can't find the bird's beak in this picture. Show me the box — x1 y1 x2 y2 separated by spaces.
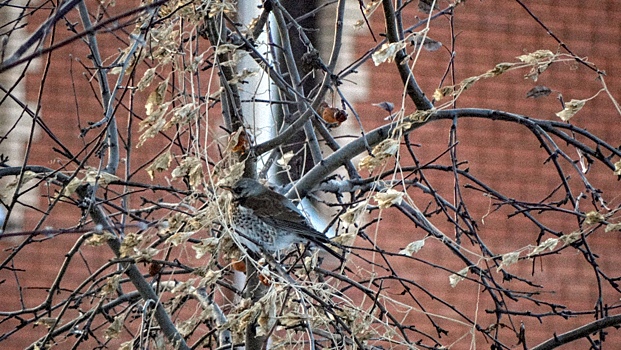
219 184 241 202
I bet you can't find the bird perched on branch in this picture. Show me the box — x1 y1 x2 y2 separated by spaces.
221 178 342 260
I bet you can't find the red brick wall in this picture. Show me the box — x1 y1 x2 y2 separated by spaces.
1 1 620 348
348 1 621 347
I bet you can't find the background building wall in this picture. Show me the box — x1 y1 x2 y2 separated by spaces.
1 0 620 348
342 0 621 347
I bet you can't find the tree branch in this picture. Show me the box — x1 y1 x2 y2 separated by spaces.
530 314 621 350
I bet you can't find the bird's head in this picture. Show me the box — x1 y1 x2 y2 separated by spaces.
221 178 265 201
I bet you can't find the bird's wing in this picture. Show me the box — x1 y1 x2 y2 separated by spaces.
240 194 329 243
239 191 343 261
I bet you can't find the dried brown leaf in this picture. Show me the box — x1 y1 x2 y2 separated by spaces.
399 239 425 256
584 211 605 225
614 160 621 176
0 170 38 201
171 157 203 189
605 223 621 232
363 0 382 15
84 167 120 186
105 315 124 340
137 67 157 91
527 238 558 257
526 85 552 98
433 86 454 101
372 41 407 66
146 150 172 180
485 62 514 77
374 188 404 209
145 79 168 116
556 99 586 121
418 0 439 13
496 251 520 272
319 102 348 126
358 138 400 172
120 232 143 258
410 33 442 52
517 49 556 64
61 177 84 197
229 128 250 154
340 202 367 226
192 237 219 259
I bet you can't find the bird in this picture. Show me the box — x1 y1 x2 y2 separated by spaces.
221 178 341 260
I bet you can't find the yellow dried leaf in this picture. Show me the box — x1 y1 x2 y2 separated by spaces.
119 340 134 350
172 157 201 180
363 0 381 15
189 160 203 188
84 167 120 187
166 231 194 247
145 79 168 116
146 150 172 180
277 151 294 168
605 223 621 232
208 0 236 17
528 237 558 257
340 202 367 226
358 138 400 172
0 170 38 201
517 50 556 81
201 269 222 286
192 237 219 259
584 210 605 225
331 231 357 246
410 33 442 52
559 231 582 245
485 62 514 77
34 317 58 328
399 239 425 256
279 312 308 328
372 41 407 66
100 275 121 296
167 103 198 128
525 62 551 81
86 231 116 246
139 100 170 132
496 251 520 272
136 247 159 261
613 160 621 176
460 76 479 91
137 67 157 91
120 232 143 258
433 86 454 101
556 99 586 121
449 267 468 287
215 43 240 55
61 177 84 197
177 319 199 337
137 117 166 148
404 109 434 124
517 49 555 64
105 315 124 340
374 188 404 209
